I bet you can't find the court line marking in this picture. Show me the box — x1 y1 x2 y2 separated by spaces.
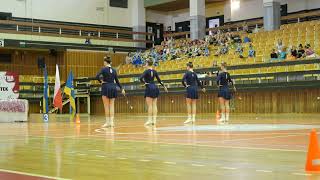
96 155 106 158
191 164 205 167
221 167 237 170
292 173 312 176
21 134 307 153
139 159 151 162
0 168 71 180
164 161 177 165
6 134 305 153
77 153 87 156
256 170 273 173
89 149 101 152
117 157 128 160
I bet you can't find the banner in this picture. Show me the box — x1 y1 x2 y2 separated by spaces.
0 71 19 100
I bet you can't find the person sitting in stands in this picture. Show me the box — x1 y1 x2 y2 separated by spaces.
279 47 287 60
243 21 249 33
125 52 132 64
221 43 229 55
243 36 251 43
248 44 256 58
276 39 284 54
270 49 278 60
235 43 244 58
204 46 210 57
297 44 305 58
287 46 297 60
305 44 317 58
85 33 92 45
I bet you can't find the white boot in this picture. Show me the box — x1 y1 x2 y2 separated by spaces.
152 116 157 126
102 117 110 128
192 114 196 123
225 113 230 122
145 116 153 126
218 113 226 123
184 114 193 124
110 117 115 127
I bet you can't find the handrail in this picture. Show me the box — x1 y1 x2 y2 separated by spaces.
115 59 320 78
0 20 154 36
0 20 154 44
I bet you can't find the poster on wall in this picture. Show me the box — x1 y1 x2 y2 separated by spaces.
0 71 19 100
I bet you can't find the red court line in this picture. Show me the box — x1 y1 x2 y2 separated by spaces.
0 170 53 180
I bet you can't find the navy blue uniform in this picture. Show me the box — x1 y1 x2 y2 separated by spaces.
182 71 204 99
217 71 233 100
140 69 164 98
96 66 122 98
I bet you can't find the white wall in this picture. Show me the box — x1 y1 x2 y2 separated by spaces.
225 0 320 22
146 2 224 31
0 0 132 27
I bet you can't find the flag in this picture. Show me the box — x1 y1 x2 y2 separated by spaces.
43 65 49 115
64 71 76 120
53 64 63 111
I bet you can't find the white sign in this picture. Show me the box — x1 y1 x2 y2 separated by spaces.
0 40 4 47
0 72 19 100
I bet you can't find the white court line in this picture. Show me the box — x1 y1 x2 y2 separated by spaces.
0 168 71 180
164 161 177 165
8 134 306 153
191 164 205 167
89 149 101 152
117 157 128 160
96 155 106 158
221 167 237 170
77 153 86 156
292 173 312 176
139 159 151 162
256 170 273 173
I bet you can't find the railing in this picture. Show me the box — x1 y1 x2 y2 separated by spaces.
18 59 320 99
0 20 154 44
164 9 320 39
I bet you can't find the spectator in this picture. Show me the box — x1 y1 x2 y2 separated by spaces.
243 21 249 33
125 52 132 64
276 39 283 53
297 44 305 58
235 43 244 58
287 46 297 60
204 46 210 56
305 44 317 58
279 47 287 60
85 33 92 45
270 49 278 59
220 43 229 55
248 44 256 58
243 36 251 43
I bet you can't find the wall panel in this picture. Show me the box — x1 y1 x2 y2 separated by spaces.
91 88 320 114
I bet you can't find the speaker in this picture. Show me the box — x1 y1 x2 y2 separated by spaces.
37 56 45 69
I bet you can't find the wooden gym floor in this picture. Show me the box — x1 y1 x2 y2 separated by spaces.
0 113 319 180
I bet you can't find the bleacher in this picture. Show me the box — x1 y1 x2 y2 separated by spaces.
117 20 320 84
17 18 320 100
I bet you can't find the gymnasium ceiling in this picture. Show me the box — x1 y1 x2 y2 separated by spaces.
145 0 226 11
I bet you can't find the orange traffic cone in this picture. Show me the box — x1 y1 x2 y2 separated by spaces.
305 129 320 173
215 110 221 121
75 114 81 124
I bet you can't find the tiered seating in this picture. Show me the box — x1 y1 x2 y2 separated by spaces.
118 20 320 83
19 75 56 91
